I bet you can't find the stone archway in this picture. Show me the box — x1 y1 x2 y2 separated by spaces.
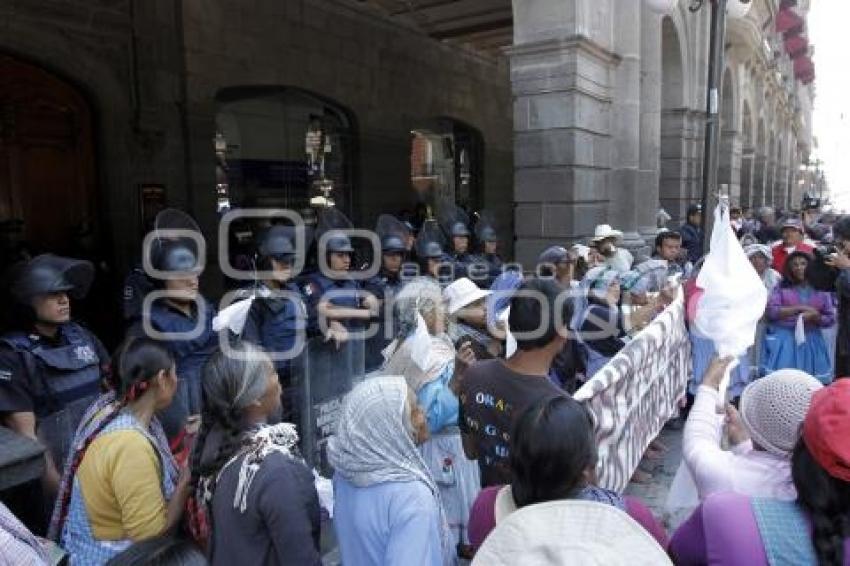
659 16 689 222
718 67 741 202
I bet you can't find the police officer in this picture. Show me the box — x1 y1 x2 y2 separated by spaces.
0 255 109 494
130 240 216 440
304 231 377 346
242 226 307 418
363 229 407 372
446 219 480 278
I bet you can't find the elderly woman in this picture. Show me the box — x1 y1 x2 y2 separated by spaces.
745 244 782 292
745 244 781 373
762 251 835 384
383 278 480 555
329 376 454 566
188 342 321 565
443 277 497 358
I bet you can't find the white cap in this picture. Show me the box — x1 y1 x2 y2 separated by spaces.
443 277 491 316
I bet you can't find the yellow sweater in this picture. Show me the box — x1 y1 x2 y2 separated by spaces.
75 429 167 541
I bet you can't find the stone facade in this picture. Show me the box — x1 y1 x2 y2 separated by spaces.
1 0 814 277
509 0 813 265
1 0 512 289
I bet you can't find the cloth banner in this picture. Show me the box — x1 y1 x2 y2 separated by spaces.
574 289 690 493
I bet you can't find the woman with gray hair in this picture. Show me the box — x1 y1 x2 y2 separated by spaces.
329 375 454 566
187 342 321 565
382 277 479 558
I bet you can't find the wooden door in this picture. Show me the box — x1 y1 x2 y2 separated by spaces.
0 55 97 257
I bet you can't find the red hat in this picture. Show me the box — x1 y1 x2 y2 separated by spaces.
802 379 850 481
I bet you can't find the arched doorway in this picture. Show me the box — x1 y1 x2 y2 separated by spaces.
215 87 356 221
0 55 98 265
410 118 484 217
659 17 687 221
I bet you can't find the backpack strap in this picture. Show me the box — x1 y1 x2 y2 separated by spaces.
751 498 818 566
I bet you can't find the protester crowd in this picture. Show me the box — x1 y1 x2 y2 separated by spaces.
0 197 849 566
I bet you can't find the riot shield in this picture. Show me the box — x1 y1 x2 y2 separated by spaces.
294 335 365 475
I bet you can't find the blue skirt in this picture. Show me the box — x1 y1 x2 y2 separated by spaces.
760 326 833 385
690 332 752 398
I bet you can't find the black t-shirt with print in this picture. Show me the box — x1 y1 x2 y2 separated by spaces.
458 358 564 487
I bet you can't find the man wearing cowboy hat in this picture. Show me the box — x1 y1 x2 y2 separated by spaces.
771 218 814 274
590 224 633 274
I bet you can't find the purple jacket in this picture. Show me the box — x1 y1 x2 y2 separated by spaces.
766 286 835 329
670 492 850 565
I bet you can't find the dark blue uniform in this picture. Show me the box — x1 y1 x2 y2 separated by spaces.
0 322 108 468
242 283 307 376
121 264 154 324
130 298 217 437
363 271 404 372
303 273 364 336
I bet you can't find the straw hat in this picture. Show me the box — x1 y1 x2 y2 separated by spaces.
443 277 491 315
473 498 672 566
591 224 624 243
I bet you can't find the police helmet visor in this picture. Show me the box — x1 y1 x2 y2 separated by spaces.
11 254 95 303
156 243 201 274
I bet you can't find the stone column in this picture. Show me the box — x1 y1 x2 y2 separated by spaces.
718 129 742 204
765 157 776 209
752 151 767 207
638 7 662 239
510 0 617 266
609 0 645 254
739 147 754 209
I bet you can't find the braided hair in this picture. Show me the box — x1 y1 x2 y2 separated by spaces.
792 438 850 566
53 337 174 537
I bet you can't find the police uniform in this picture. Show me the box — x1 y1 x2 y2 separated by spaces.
303 273 364 335
242 282 307 376
130 241 215 439
121 264 154 324
0 254 108 470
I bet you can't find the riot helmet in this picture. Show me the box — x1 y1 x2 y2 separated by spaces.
325 230 355 254
450 221 471 237
381 235 407 253
259 225 297 260
376 214 410 254
154 240 200 273
11 254 95 304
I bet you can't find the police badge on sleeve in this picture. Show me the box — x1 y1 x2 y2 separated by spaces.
74 345 97 364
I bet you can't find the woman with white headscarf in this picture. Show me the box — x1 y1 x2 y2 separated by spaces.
328 375 455 566
745 244 781 292
745 244 781 373
382 277 480 557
